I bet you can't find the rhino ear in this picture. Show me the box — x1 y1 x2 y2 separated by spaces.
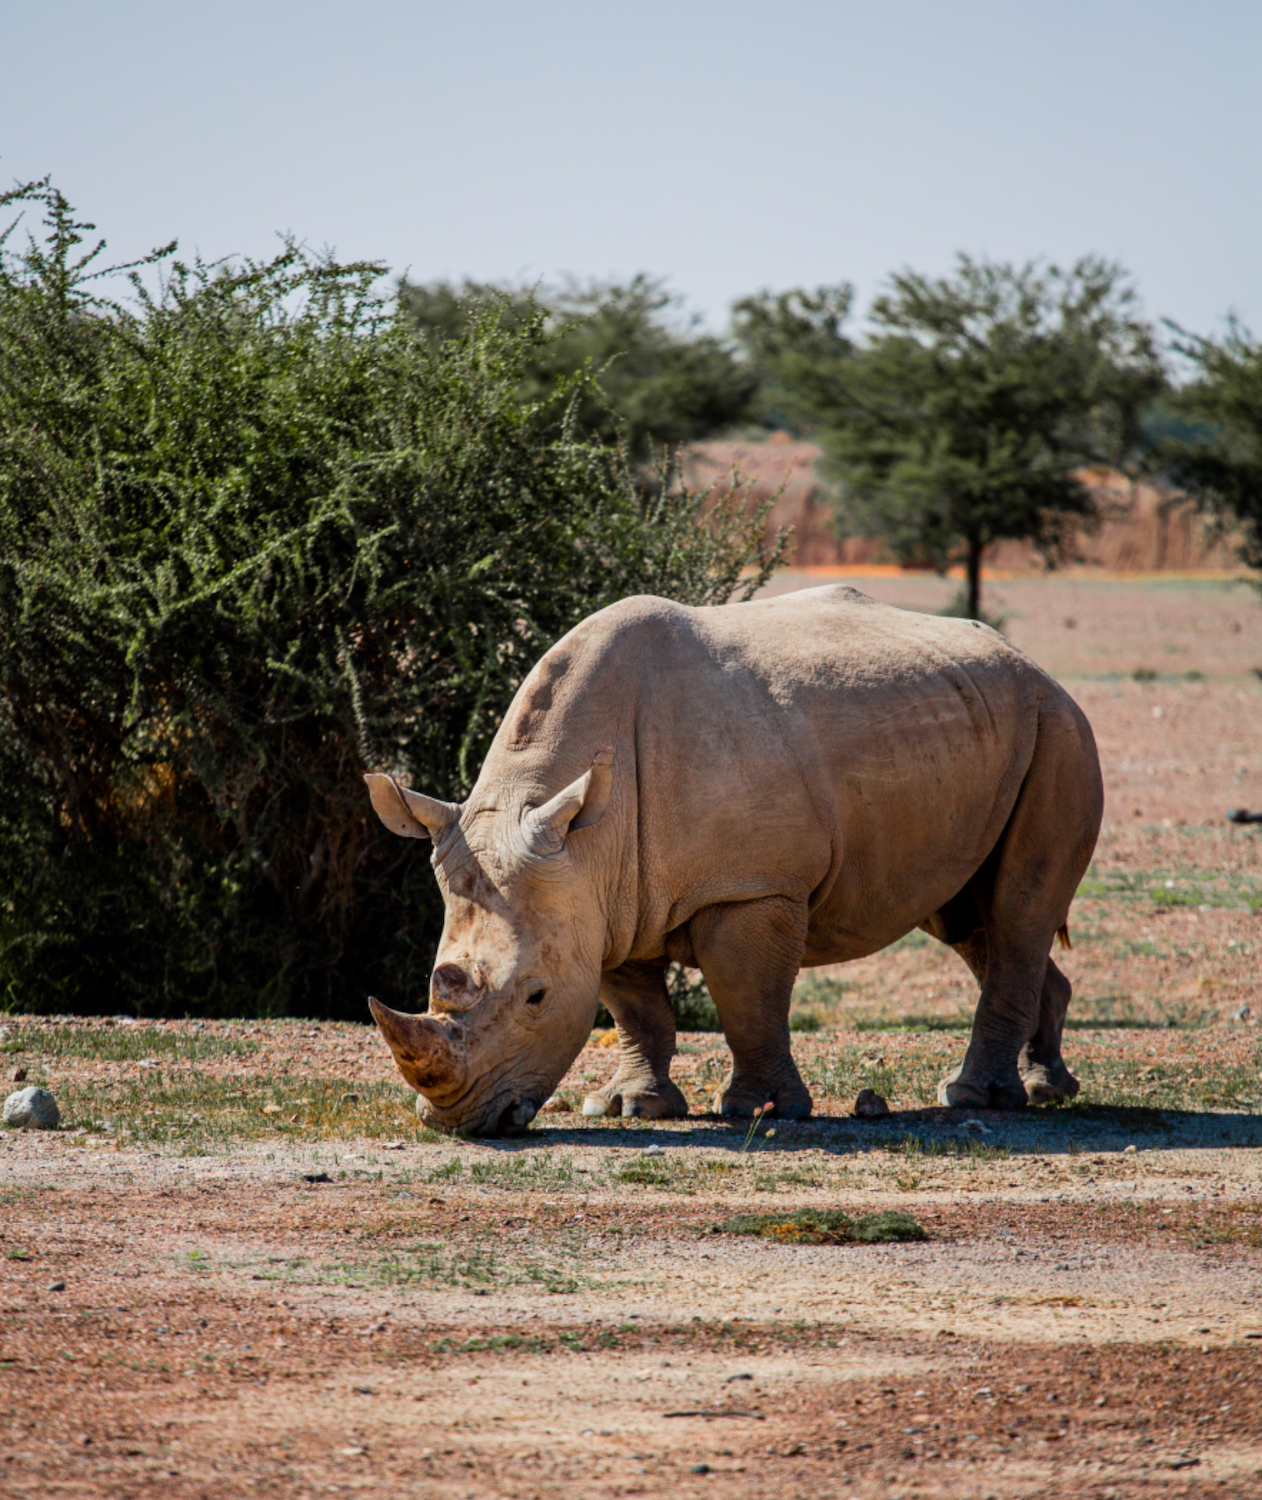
525 751 613 850
365 773 460 841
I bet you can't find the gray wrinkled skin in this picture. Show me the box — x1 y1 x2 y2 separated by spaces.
4 1086 60 1130
365 586 1103 1135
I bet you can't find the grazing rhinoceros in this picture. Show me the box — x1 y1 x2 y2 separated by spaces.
365 585 1102 1135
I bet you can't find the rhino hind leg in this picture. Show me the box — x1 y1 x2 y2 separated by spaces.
1019 958 1080 1104
932 697 1101 1110
688 896 813 1121
582 960 689 1120
936 953 1081 1108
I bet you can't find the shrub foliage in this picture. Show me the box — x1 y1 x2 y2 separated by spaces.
0 181 782 1019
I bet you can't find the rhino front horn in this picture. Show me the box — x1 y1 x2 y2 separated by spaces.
368 997 464 1094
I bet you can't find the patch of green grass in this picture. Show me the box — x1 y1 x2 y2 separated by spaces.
1 1025 256 1063
433 1332 551 1355
613 1156 745 1194
613 1159 677 1188
1077 866 1262 912
713 1208 928 1245
235 1242 591 1295
0 1185 55 1205
889 1133 1012 1163
1189 1204 1262 1249
1064 994 1217 1030
610 1152 840 1196
803 1044 944 1107
851 1014 972 1033
1067 1044 1262 1113
789 1011 823 1033
430 1327 623 1357
453 1154 578 1190
54 1074 423 1151
750 1162 828 1193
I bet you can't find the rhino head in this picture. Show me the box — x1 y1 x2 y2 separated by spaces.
363 753 613 1136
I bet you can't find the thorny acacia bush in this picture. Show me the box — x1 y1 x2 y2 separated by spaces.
0 181 785 1020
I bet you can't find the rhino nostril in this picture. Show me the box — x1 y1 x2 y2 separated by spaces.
433 962 469 994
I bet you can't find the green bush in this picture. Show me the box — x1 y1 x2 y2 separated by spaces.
0 180 784 1020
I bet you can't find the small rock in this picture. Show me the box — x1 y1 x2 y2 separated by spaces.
641 1143 665 1156
1123 1144 1138 1154
690 1463 710 1474
12 1067 26 1083
853 1088 890 1119
4 1087 60 1131
1231 1004 1251 1023
540 1095 573 1113
48 1280 65 1292
961 1118 993 1135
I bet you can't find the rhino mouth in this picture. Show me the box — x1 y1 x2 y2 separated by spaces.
419 1084 542 1138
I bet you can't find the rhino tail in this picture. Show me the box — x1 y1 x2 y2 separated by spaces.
1056 923 1072 951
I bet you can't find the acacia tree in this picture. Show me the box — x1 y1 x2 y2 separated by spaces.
400 274 756 463
1152 319 1262 574
737 259 1164 619
731 283 857 434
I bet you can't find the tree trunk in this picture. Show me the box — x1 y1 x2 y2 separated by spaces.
965 537 983 621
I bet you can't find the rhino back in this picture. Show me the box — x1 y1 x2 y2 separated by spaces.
481 586 1073 967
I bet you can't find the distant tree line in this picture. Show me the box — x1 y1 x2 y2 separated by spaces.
405 262 1261 621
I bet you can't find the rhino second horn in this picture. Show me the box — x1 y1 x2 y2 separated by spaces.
367 996 463 1093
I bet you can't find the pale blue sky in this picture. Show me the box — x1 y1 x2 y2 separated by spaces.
3 0 1258 339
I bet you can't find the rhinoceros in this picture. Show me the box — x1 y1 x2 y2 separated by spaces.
365 585 1102 1135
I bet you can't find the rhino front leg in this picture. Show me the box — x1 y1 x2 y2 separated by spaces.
689 897 812 1121
582 960 688 1120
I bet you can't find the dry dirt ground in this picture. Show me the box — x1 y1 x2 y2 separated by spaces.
3 575 1261 1500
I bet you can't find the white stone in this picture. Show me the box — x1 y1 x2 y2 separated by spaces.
4 1086 60 1130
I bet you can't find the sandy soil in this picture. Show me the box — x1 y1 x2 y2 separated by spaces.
2 575 1261 1499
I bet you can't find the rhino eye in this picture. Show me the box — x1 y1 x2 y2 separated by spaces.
526 983 547 1006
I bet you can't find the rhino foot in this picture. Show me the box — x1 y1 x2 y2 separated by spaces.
716 1083 812 1122
1021 1061 1081 1105
581 1080 689 1120
937 1065 1027 1111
